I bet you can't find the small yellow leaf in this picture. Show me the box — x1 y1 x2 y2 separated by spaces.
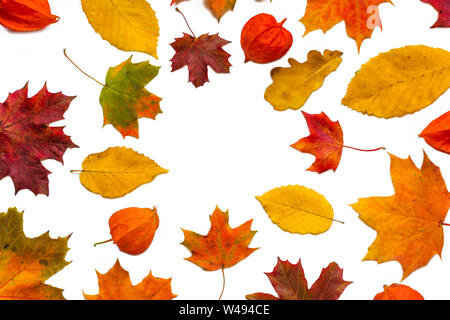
81 0 159 58
77 147 168 198
342 45 450 118
265 50 343 111
256 185 335 235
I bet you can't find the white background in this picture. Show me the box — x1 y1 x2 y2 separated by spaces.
0 0 449 300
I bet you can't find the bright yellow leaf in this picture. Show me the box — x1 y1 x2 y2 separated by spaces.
256 185 336 235
77 147 168 198
81 0 159 58
342 45 450 118
265 50 343 111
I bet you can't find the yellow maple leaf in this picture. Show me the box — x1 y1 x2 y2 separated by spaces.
81 0 159 58
351 153 450 280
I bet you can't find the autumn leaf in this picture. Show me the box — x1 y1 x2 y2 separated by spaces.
256 185 340 235
171 0 236 21
300 0 392 50
170 9 231 87
342 45 450 118
73 147 168 199
0 0 59 31
81 0 159 58
421 0 449 28
181 206 257 298
374 284 424 300
420 111 450 154
351 153 450 280
64 51 161 138
246 258 351 300
95 207 159 255
84 260 176 300
291 111 385 173
265 50 343 111
0 83 77 196
0 208 70 300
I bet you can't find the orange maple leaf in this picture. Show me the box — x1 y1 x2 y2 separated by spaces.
84 260 176 300
300 0 393 50
351 153 450 280
181 206 258 271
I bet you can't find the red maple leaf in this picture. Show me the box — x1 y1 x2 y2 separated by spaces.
170 9 231 87
422 0 449 28
291 111 384 173
0 84 78 195
246 258 352 300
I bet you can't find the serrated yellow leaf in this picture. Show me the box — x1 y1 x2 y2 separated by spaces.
265 50 343 111
81 0 159 58
77 147 168 198
256 185 335 235
342 45 450 118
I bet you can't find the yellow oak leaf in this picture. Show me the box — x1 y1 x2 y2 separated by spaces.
0 208 70 300
351 153 450 280
256 185 338 235
81 0 159 58
342 45 450 118
265 50 343 111
84 260 176 300
75 147 168 199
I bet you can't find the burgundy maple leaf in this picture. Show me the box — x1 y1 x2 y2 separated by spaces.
246 258 352 300
0 83 78 195
170 8 231 87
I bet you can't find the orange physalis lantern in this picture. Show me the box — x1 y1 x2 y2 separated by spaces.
241 13 293 64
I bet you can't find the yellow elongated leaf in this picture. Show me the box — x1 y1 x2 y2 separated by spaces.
81 0 159 58
342 45 450 118
256 185 335 235
265 50 343 111
77 147 168 198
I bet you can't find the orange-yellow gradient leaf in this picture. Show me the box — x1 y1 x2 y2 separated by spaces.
351 153 450 280
374 284 424 300
0 208 70 300
300 0 392 50
81 0 159 58
181 206 258 271
84 260 176 300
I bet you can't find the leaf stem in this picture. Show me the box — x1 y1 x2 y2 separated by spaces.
70 169 83 174
94 239 113 247
219 267 225 300
176 8 196 38
63 49 105 87
343 146 386 152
